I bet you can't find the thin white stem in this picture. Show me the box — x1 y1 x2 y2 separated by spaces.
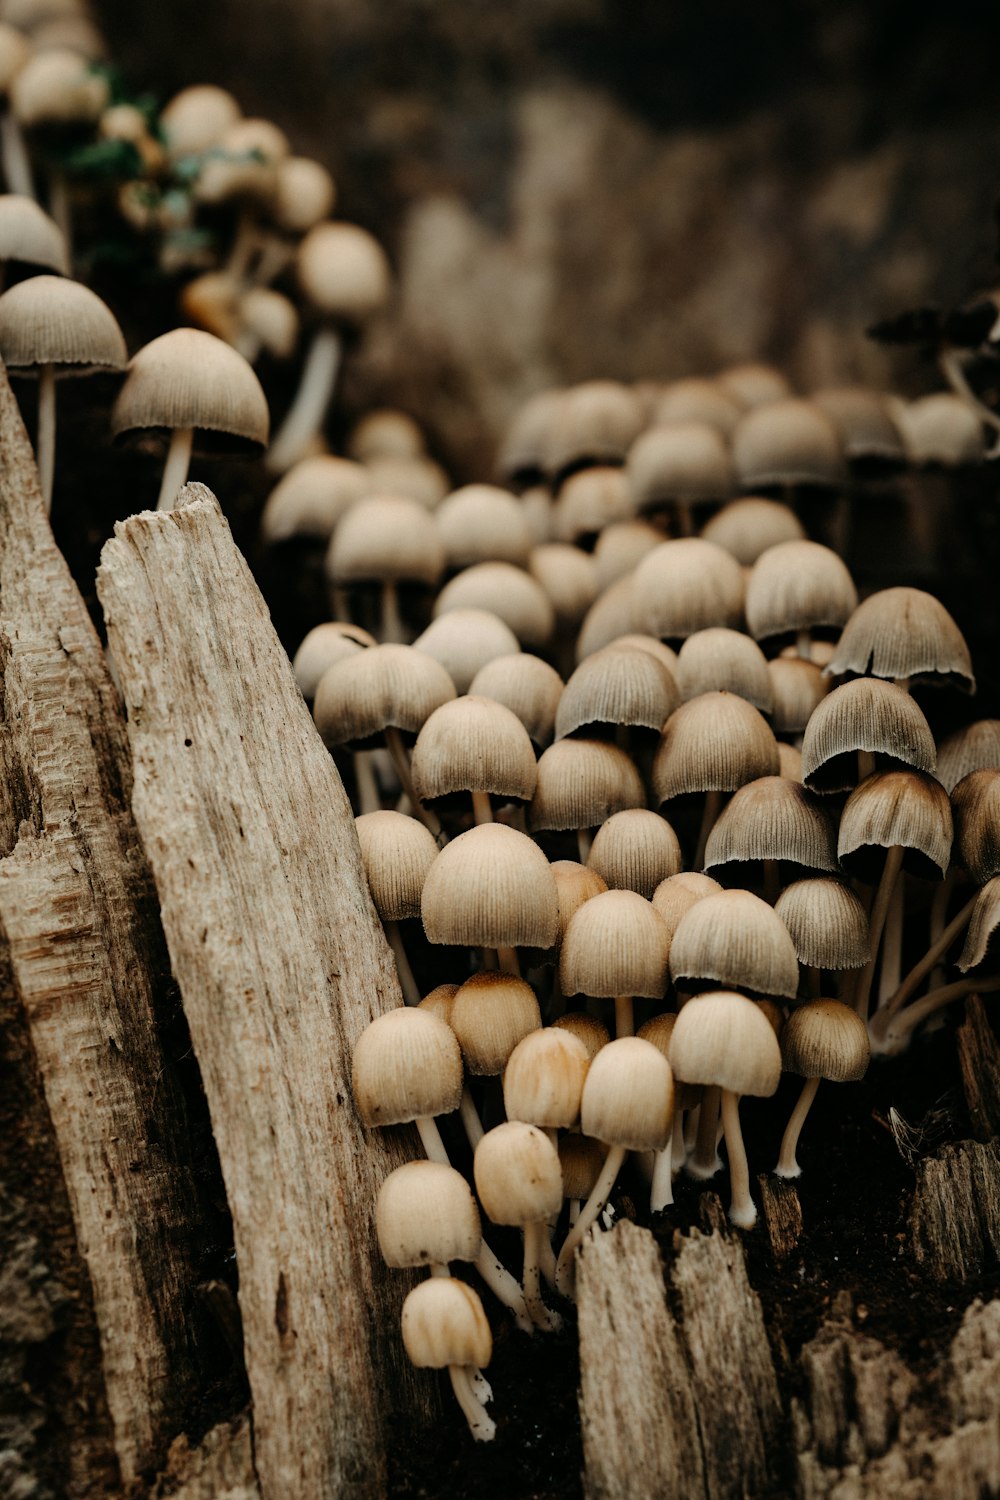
496 946 520 976
795 628 811 661
352 749 381 815
36 363 55 513
927 870 957 992
614 995 634 1038
651 1136 674 1212
385 726 443 841
226 207 261 282
671 1101 687 1173
386 920 420 1005
458 1086 484 1150
380 579 406 644
875 892 977 1028
449 1366 496 1442
878 972 1000 1051
854 845 904 1022
157 426 194 510
576 827 592 863
414 1115 450 1166
694 789 723 871
266 324 342 473
775 1075 821 1178
688 1085 722 1179
47 169 72 259
472 791 493 827
857 750 876 781
877 878 905 1006
523 1220 561 1331
555 1144 626 1297
721 1088 755 1228
0 108 34 198
467 1367 493 1406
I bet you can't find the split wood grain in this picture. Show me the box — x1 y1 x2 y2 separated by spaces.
910 1138 1000 1282
97 486 427 1500
149 1414 260 1500
956 993 1000 1141
758 1175 803 1261
0 361 208 1482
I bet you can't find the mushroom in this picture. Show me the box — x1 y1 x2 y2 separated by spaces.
450 972 542 1105
468 653 564 751
413 610 522 697
434 561 556 651
529 738 645 862
560 888 670 1038
364 452 450 509
701 496 805 565
497 386 566 492
774 877 870 996
349 407 426 463
376 1158 481 1274
260 454 372 546
632 537 746 643
586 809 682 901
650 376 742 436
401 1277 495 1441
411 695 537 827
744 540 857 659
435 483 532 570
716 362 791 409
825 587 974 694
552 1011 611 1060
576 573 642 660
675 629 773 714
160 84 241 160
325 493 445 642
291 621 374 701
767 658 830 740
555 644 679 743
541 379 644 489
775 999 870 1177
801 678 936 794
703 775 839 897
731 398 847 494
626 421 733 535
937 720 1000 794
552 466 634 545
529 544 600 646
0 25 33 197
474 1122 563 1331
592 520 663 591
355 810 438 1004
0 193 69 282
558 1133 606 1224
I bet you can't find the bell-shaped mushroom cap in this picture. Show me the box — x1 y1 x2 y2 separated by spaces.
627 422 734 511
376 1160 481 1268
193 117 288 203
0 275 125 371
704 776 838 877
651 871 722 943
716 362 791 410
651 377 742 436
352 1007 463 1126
653 691 780 802
669 889 799 999
581 1036 674 1151
292 621 374 699
813 387 905 466
401 1277 491 1370
271 155 336 234
593 520 663 591
607 634 679 674
800 679 936 794
0 23 29 91
636 1012 677 1057
559 1133 606 1200
937 721 1000 794
296 220 391 323
411 696 537 805
474 1122 563 1225
586 809 682 900
774 878 870 971
951 770 1000 885
355 810 438 922
553 466 634 542
413 610 520 696
668 990 782 1096
576 574 641 660
543 379 644 480
313 642 456 748
364 453 449 510
556 645 679 739
435 562 555 649
899 394 985 467
421 823 559 949
326 493 444 586
768 658 830 735
745 540 857 642
503 1028 590 1130
435 483 532 569
349 409 425 462
553 1011 611 1061
160 84 241 156
11 46 108 125
825 587 974 693
418 983 460 1023
778 742 803 781
497 387 565 485
552 860 608 943
561 889 670 1000
260 454 371 543
239 287 299 359
633 538 746 642
701 496 805 566
450 972 541 1076
469 653 563 750
676 628 772 712
0 195 69 275
732 398 847 489
529 739 645 832
838 770 953 881
781 999 870 1081
530 544 599 627
957 875 1000 971
112 328 269 449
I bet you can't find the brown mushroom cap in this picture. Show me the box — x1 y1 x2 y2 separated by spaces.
838 770 953 882
364 454 449 510
543 379 644 480
800 678 936 794
261 455 372 544
703 776 839 877
745 540 857 643
325 493 445 587
468 653 563 750
313 642 456 748
376 1160 481 1268
0 194 69 274
937 721 1000 794
633 538 746 642
953 770 1000 885
556 645 679 739
413 610 521 696
768 658 830 735
676 628 773 712
586 809 682 900
701 497 805 566
421 823 559 949
957 875 1000 972
434 562 555 649
813 387 905 467
580 1036 674 1151
355 810 438 922
774 878 871 971
552 1010 611 1061
781 999 870 1081
349 408 426 463
651 377 742 436
529 739 645 832
626 421 734 511
553 466 634 542
401 1277 492 1371
650 871 723 943
435 483 532 570
561 889 671 1000
503 1028 590 1130
653 691 780 802
0 274 125 372
112 328 269 450
410 695 538 805
558 1133 606 1200
669 889 799 999
474 1121 563 1225
352 1007 463 1126
450 972 542 1076
825 587 974 693
668 989 782 1096
732 398 847 489
418 983 460 1024
576 573 642 660
497 387 566 485
551 860 609 944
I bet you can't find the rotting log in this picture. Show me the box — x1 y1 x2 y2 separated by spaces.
909 1137 1000 1281
147 1413 260 1500
97 485 429 1500
957 993 1000 1141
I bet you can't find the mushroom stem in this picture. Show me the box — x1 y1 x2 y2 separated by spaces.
671 1100 688 1173
927 870 957 991
0 108 33 198
614 995 634 1038
496 946 521 976
157 426 195 511
795 628 811 661
720 1087 755 1228
448 1365 496 1442
385 920 420 1005
352 749 381 815
523 1220 561 1331
873 972 1000 1053
414 1115 450 1166
687 1085 722 1179
47 169 72 259
555 1144 627 1297
380 579 406 644
266 323 342 473
384 726 443 841
763 858 780 905
875 891 977 1028
877 878 905 1006
854 844 904 1021
458 1086 484 1150
36 362 56 513
774 1075 821 1178
857 750 875 781
472 791 493 827
650 1134 674 1211
227 206 261 282
694 789 723 871
467 1367 493 1406
576 827 592 863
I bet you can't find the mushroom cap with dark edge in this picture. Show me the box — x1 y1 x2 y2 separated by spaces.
112 327 269 450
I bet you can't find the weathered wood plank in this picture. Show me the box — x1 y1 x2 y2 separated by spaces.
956 994 1000 1141
910 1139 1000 1282
758 1175 803 1262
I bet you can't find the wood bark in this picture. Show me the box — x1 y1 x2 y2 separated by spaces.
97 485 428 1500
956 993 1000 1141
909 1137 1000 1281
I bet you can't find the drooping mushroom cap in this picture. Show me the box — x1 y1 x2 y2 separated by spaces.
260 455 371 543
703 776 839 877
676 629 773 713
825 588 974 693
898 394 985 467
812 387 906 467
376 1160 481 1268
529 544 599 627
553 466 634 543
633 538 746 642
352 1007 463 1126
434 562 555 649
349 408 426 463
774 878 870 971
325 494 445 586
418 983 460 1024
838 770 953 881
586 809 682 900
653 691 780 802
0 274 125 372
576 574 641 659
937 721 1000 794
951 770 1000 885
651 871 722 944
435 483 532 569
11 46 109 126
651 377 742 436
160 84 241 157
112 328 269 449
592 521 663 591
413 610 520 696
732 398 848 490
355 810 438 922
410 695 537 804
551 860 608 944
450 972 542 1076
745 541 857 643
626 422 734 511
768 658 830 735
0 195 69 275
800 679 936 794
497 387 565 486
543 379 644 481
468 653 563 749
313 642 456 748
421 823 559 949
716 362 791 410
529 739 645 832
561 889 670 1000
781 999 870 1081
474 1121 563 1226
503 1027 590 1130
701 497 805 566
364 453 449 509
559 1133 606 1200
668 990 782 1096
556 645 679 739
957 875 1000 971
292 621 374 700
553 1011 610 1061
669 889 799 999
296 221 392 324
271 156 336 234
581 1036 674 1151
401 1278 492 1371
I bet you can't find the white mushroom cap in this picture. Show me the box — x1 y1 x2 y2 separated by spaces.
376 1160 481 1268
503 1027 590 1130
112 328 269 449
668 990 781 1096
474 1121 563 1225
580 1036 674 1151
0 274 125 373
297 220 392 324
11 46 109 125
352 1007 463 1126
160 84 241 156
401 1277 492 1370
0 195 68 274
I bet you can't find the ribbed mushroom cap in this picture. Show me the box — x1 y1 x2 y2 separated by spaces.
529 739 645 832
112 328 268 449
701 497 805 566
653 691 780 802
474 1121 563 1225
435 562 555 649
768 658 830 734
553 1011 611 1061
668 990 782 1096
543 379 644 480
435 483 532 569
633 538 746 642
296 220 391 323
261 456 370 543
193 117 288 203
410 695 537 804
745 541 857 643
606 634 679 674
355 810 438 922
0 275 125 371
636 1012 677 1056
952 770 1000 884
561 889 670 1000
364 454 449 509
313 642 456 748
325 494 444 587
418 983 460 1024
556 646 679 739
716 362 791 410
0 195 68 274
704 776 838 876
553 466 634 542
271 156 336 234
376 1160 481 1268
292 621 374 699
651 871 722 943
781 999 870 1081
580 1036 674 1151
669 890 799 999
503 1028 590 1130
899 394 985 467
813 387 905 466
593 521 663 591
421 823 559 949
352 1007 463 1126
825 588 974 692
450 972 541 1077
413 610 520 696
586 809 682 900
651 377 742 436
782 637 838 670
349 409 425 463
552 861 608 943
801 679 936 794
401 1278 491 1370
937 721 1000 794
676 628 773 712
957 875 1000 971
160 84 241 156
11 46 108 125
576 574 641 660
498 387 565 485
774 878 871 971
627 422 734 511
529 544 599 627
778 742 803 781
732 398 847 489
559 1134 606 1200
469 653 563 750
838 770 952 881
